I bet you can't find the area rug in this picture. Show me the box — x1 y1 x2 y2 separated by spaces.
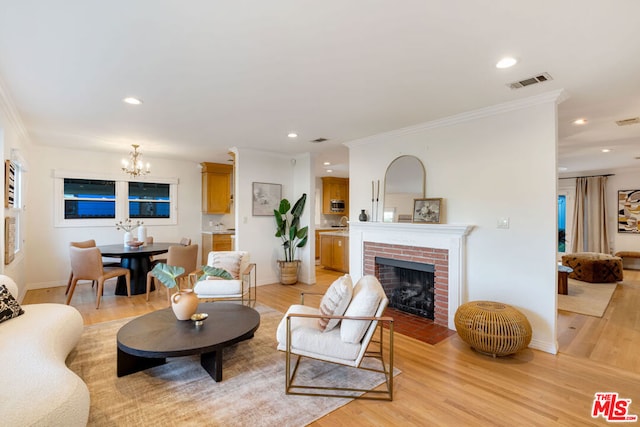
68 304 396 426
557 278 617 317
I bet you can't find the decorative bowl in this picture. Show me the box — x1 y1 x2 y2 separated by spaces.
126 240 144 248
191 312 209 327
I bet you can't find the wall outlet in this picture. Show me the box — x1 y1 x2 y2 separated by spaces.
497 217 510 229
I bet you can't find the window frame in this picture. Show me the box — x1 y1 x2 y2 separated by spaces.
54 170 178 228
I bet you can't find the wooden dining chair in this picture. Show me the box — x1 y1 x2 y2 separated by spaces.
146 244 199 303
66 246 131 309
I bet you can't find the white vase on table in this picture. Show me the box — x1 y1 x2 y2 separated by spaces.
123 231 133 246
137 225 147 246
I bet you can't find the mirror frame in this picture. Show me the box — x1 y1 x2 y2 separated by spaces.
383 155 426 222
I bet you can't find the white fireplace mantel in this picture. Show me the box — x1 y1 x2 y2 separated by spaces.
348 222 474 330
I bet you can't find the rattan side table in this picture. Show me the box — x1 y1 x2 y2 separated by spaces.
454 301 532 357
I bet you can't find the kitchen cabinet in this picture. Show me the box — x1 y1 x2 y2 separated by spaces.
321 177 349 215
201 162 233 214
319 233 349 273
201 233 233 261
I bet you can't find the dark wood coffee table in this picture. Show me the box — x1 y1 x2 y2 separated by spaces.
116 303 260 381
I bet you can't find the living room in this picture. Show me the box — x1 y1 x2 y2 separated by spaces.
1 1 639 425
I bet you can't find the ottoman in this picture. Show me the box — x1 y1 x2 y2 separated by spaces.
561 252 623 283
454 301 532 357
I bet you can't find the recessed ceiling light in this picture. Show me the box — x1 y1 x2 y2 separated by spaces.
496 57 518 69
287 132 298 138
558 167 568 172
123 97 143 105
326 169 333 173
573 118 588 125
601 148 611 153
323 161 331 166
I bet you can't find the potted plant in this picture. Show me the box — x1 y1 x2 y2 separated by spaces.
274 193 309 285
151 263 232 320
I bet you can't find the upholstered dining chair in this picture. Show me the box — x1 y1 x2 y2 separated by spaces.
65 240 97 296
65 240 120 296
146 244 199 303
192 251 256 305
66 246 131 309
275 275 394 400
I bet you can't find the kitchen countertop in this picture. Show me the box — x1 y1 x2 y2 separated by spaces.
201 230 235 235
318 230 349 237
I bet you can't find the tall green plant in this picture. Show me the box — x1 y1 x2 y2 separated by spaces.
274 193 308 262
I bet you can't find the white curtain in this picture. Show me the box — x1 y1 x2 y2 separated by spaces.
571 176 609 254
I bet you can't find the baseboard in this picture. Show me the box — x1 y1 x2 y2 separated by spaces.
529 337 558 355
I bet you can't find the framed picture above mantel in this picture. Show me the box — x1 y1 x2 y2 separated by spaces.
412 198 443 224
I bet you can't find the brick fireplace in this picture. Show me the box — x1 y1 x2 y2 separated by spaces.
349 222 473 330
366 243 447 326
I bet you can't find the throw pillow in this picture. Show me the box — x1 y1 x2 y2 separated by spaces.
340 276 383 343
0 284 24 324
210 252 242 280
318 274 353 332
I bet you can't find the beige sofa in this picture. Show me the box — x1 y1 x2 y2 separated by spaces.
0 275 90 426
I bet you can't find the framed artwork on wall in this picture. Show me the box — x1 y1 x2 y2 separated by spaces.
618 189 640 233
412 198 443 224
4 216 15 265
4 160 15 208
252 182 282 216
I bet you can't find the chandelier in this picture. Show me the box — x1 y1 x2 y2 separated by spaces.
121 144 150 178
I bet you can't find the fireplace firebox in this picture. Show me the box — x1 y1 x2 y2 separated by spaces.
375 257 435 320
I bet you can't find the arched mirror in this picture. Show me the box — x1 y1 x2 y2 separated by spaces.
383 155 425 222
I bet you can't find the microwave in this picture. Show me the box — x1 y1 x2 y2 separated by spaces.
330 199 345 212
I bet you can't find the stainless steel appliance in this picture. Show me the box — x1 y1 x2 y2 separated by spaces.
330 199 345 212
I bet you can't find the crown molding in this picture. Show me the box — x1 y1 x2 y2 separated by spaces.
345 89 569 148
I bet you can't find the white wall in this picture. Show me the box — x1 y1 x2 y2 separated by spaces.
26 145 202 289
233 148 314 286
0 90 32 299
347 91 563 353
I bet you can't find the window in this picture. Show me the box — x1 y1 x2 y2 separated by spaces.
128 182 170 219
558 195 566 252
54 171 177 227
64 178 116 219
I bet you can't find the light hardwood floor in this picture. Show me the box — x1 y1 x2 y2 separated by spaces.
24 268 640 426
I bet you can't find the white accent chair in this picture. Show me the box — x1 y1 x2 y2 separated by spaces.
192 251 256 305
276 275 394 400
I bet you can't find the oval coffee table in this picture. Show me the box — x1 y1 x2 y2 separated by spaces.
117 303 260 381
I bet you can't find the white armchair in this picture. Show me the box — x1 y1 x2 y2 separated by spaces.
192 251 256 305
276 275 394 400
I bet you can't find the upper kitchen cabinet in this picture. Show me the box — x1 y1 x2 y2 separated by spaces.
321 177 349 215
201 162 233 214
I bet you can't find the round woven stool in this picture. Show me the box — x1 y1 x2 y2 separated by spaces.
454 301 532 357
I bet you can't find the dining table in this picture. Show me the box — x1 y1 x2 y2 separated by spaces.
97 242 177 296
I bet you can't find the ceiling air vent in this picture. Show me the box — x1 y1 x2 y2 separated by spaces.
311 138 328 143
507 72 553 90
615 117 640 126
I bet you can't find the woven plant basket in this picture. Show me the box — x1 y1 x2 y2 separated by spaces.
454 301 532 357
278 260 300 285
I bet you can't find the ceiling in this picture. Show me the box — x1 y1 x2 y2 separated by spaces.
1 1 639 178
